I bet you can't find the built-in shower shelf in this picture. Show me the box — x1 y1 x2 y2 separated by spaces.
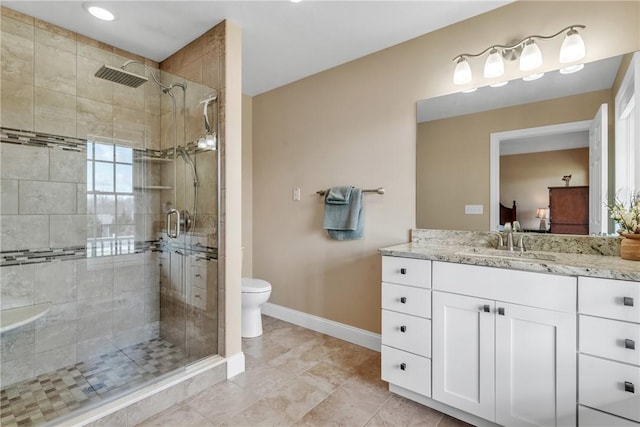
134 185 173 190
0 303 51 333
134 157 173 163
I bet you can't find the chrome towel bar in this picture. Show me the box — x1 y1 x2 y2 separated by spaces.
316 187 385 196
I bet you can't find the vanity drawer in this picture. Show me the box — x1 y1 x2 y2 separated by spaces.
382 282 431 318
580 315 640 366
579 405 640 427
382 256 431 288
191 254 208 268
381 345 431 397
579 354 640 422
433 261 576 313
579 277 640 323
382 310 431 357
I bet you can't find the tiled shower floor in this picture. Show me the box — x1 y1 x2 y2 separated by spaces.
0 339 186 427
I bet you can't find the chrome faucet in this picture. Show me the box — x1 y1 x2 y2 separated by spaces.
497 222 526 252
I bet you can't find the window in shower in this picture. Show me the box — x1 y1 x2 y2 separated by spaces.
86 141 135 257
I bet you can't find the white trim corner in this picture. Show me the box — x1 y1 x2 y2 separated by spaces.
226 352 245 378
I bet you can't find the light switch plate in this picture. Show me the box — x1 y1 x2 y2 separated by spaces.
293 188 301 201
465 204 483 215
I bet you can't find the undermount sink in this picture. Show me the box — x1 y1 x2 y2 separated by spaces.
456 247 559 262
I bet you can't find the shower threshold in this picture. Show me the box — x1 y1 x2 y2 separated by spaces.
0 338 186 427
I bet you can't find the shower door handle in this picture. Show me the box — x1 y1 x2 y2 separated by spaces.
167 209 181 239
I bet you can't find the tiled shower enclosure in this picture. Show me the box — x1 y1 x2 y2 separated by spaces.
0 8 222 426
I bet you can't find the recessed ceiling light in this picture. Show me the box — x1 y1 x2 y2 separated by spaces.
83 4 116 21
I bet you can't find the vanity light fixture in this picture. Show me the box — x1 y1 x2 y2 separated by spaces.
523 73 545 82
489 81 509 88
452 25 586 85
83 3 116 21
559 63 585 74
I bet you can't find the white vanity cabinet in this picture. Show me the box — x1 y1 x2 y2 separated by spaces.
578 277 640 426
381 256 432 397
431 261 577 427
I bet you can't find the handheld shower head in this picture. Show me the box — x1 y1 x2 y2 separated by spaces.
199 93 218 133
176 147 200 187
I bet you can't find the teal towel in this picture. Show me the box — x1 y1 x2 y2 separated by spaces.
325 186 353 205
327 200 364 241
323 187 364 240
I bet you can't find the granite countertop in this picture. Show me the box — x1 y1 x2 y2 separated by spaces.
379 242 640 282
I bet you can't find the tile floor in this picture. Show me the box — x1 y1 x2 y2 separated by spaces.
0 339 186 427
139 316 472 427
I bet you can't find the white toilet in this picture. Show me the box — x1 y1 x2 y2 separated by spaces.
241 278 272 338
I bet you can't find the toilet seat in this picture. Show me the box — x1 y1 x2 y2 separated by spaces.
241 278 271 293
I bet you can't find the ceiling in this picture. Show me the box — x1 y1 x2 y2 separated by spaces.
3 1 510 95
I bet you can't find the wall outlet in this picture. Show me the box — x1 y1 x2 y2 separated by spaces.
293 188 301 201
465 204 483 215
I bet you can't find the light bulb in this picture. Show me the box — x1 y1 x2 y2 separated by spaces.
484 48 504 78
559 29 585 63
489 81 508 88
453 57 472 85
461 87 478 93
520 39 542 71
197 136 207 149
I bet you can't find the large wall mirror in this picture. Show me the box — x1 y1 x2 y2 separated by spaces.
417 52 639 235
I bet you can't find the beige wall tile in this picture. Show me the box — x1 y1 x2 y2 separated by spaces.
35 87 76 137
0 6 34 25
35 42 76 95
77 311 113 341
76 35 114 58
113 82 145 111
50 149 86 183
49 214 87 247
34 320 77 352
77 97 112 127
1 31 34 84
77 121 113 140
0 144 48 180
0 264 35 309
1 14 33 39
77 55 113 104
34 344 77 375
0 356 35 387
34 20 76 47
0 179 18 214
35 260 77 304
1 79 34 130
0 324 35 362
0 214 49 250
19 181 77 214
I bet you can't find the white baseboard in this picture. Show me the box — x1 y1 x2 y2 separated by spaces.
226 352 245 378
262 302 381 352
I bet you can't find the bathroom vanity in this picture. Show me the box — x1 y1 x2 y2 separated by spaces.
380 230 640 427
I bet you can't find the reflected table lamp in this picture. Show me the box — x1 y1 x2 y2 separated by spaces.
536 208 549 231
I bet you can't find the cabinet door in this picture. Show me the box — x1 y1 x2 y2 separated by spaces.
432 292 495 421
495 303 577 427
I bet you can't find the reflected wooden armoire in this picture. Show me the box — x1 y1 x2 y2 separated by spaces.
548 186 589 235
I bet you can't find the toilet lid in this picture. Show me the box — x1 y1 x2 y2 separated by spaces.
241 278 272 293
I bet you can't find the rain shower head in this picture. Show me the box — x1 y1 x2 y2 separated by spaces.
94 64 148 88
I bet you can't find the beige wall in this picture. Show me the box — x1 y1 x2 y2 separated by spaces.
417 89 613 230
242 94 253 277
251 1 639 334
501 148 589 230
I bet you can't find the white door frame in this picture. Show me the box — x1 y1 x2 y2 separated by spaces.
489 121 591 231
615 51 639 205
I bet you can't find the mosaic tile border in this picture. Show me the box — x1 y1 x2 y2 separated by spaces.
0 241 217 267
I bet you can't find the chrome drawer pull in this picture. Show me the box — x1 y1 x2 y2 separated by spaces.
625 339 636 350
400 297 407 304
400 325 407 333
497 307 505 316
624 381 635 393
400 268 407 275
623 297 635 307
400 363 406 371
482 305 490 313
